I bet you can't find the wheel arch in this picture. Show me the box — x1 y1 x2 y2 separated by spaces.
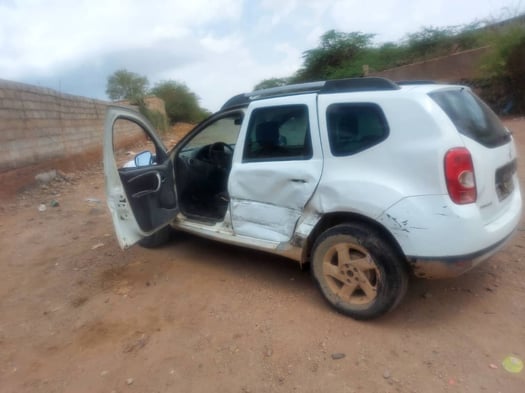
302 211 407 266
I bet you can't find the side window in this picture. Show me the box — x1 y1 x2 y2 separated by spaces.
326 103 389 156
243 105 312 161
112 118 158 168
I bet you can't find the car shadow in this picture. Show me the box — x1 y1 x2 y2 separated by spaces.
156 231 503 326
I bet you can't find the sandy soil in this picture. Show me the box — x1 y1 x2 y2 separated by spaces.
1 120 524 393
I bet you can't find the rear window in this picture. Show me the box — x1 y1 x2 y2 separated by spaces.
430 89 510 148
326 103 389 156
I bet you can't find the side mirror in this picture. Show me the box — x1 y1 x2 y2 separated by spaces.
134 151 153 167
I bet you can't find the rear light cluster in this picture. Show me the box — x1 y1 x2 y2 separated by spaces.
444 147 477 204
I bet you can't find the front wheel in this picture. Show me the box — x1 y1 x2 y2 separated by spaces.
311 223 408 320
138 225 172 248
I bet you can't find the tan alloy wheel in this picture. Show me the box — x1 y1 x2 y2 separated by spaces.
322 242 381 305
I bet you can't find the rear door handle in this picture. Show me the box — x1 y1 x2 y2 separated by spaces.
290 178 307 183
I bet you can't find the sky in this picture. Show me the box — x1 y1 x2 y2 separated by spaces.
0 0 523 112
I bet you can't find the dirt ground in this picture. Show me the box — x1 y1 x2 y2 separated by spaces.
1 120 524 393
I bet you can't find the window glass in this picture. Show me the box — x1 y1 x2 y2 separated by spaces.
182 115 242 151
243 105 312 161
326 103 389 156
430 89 510 148
113 118 157 168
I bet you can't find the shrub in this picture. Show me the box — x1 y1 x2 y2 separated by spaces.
481 25 525 113
138 105 169 134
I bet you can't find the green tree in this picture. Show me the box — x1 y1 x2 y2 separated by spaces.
403 26 460 61
252 17 525 114
106 69 149 104
294 30 375 82
401 23 486 63
253 77 289 90
482 25 525 76
150 80 209 123
481 25 525 112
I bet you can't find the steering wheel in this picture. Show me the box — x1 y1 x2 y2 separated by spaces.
208 142 234 168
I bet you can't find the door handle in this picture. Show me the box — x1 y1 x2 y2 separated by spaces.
290 178 307 183
129 171 162 198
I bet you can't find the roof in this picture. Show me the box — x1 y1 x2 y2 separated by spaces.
220 77 402 110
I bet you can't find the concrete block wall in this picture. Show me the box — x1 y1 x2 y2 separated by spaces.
0 79 144 172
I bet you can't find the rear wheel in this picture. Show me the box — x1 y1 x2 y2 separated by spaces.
312 223 408 320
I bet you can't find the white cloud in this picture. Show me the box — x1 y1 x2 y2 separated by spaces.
162 36 305 111
200 35 243 54
1 0 522 113
0 0 241 77
274 42 303 72
330 0 523 43
260 0 299 26
306 26 325 46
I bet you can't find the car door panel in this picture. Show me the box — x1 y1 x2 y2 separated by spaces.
229 160 322 242
104 106 178 248
117 159 177 232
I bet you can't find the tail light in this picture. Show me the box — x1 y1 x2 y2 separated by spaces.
444 147 477 204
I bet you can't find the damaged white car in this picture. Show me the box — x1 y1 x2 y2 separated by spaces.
104 78 521 319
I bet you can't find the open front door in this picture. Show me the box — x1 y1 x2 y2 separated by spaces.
104 106 178 248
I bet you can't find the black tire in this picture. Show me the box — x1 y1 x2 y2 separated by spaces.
311 223 408 320
138 225 172 248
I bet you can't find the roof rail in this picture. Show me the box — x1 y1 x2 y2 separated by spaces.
321 77 399 92
221 77 399 110
220 94 251 110
248 81 325 99
397 80 436 85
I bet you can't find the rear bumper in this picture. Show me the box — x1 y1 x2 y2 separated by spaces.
407 229 516 279
378 189 522 279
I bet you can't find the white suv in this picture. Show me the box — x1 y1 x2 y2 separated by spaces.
104 78 522 319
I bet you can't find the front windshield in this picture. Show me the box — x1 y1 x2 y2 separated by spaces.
182 115 243 152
